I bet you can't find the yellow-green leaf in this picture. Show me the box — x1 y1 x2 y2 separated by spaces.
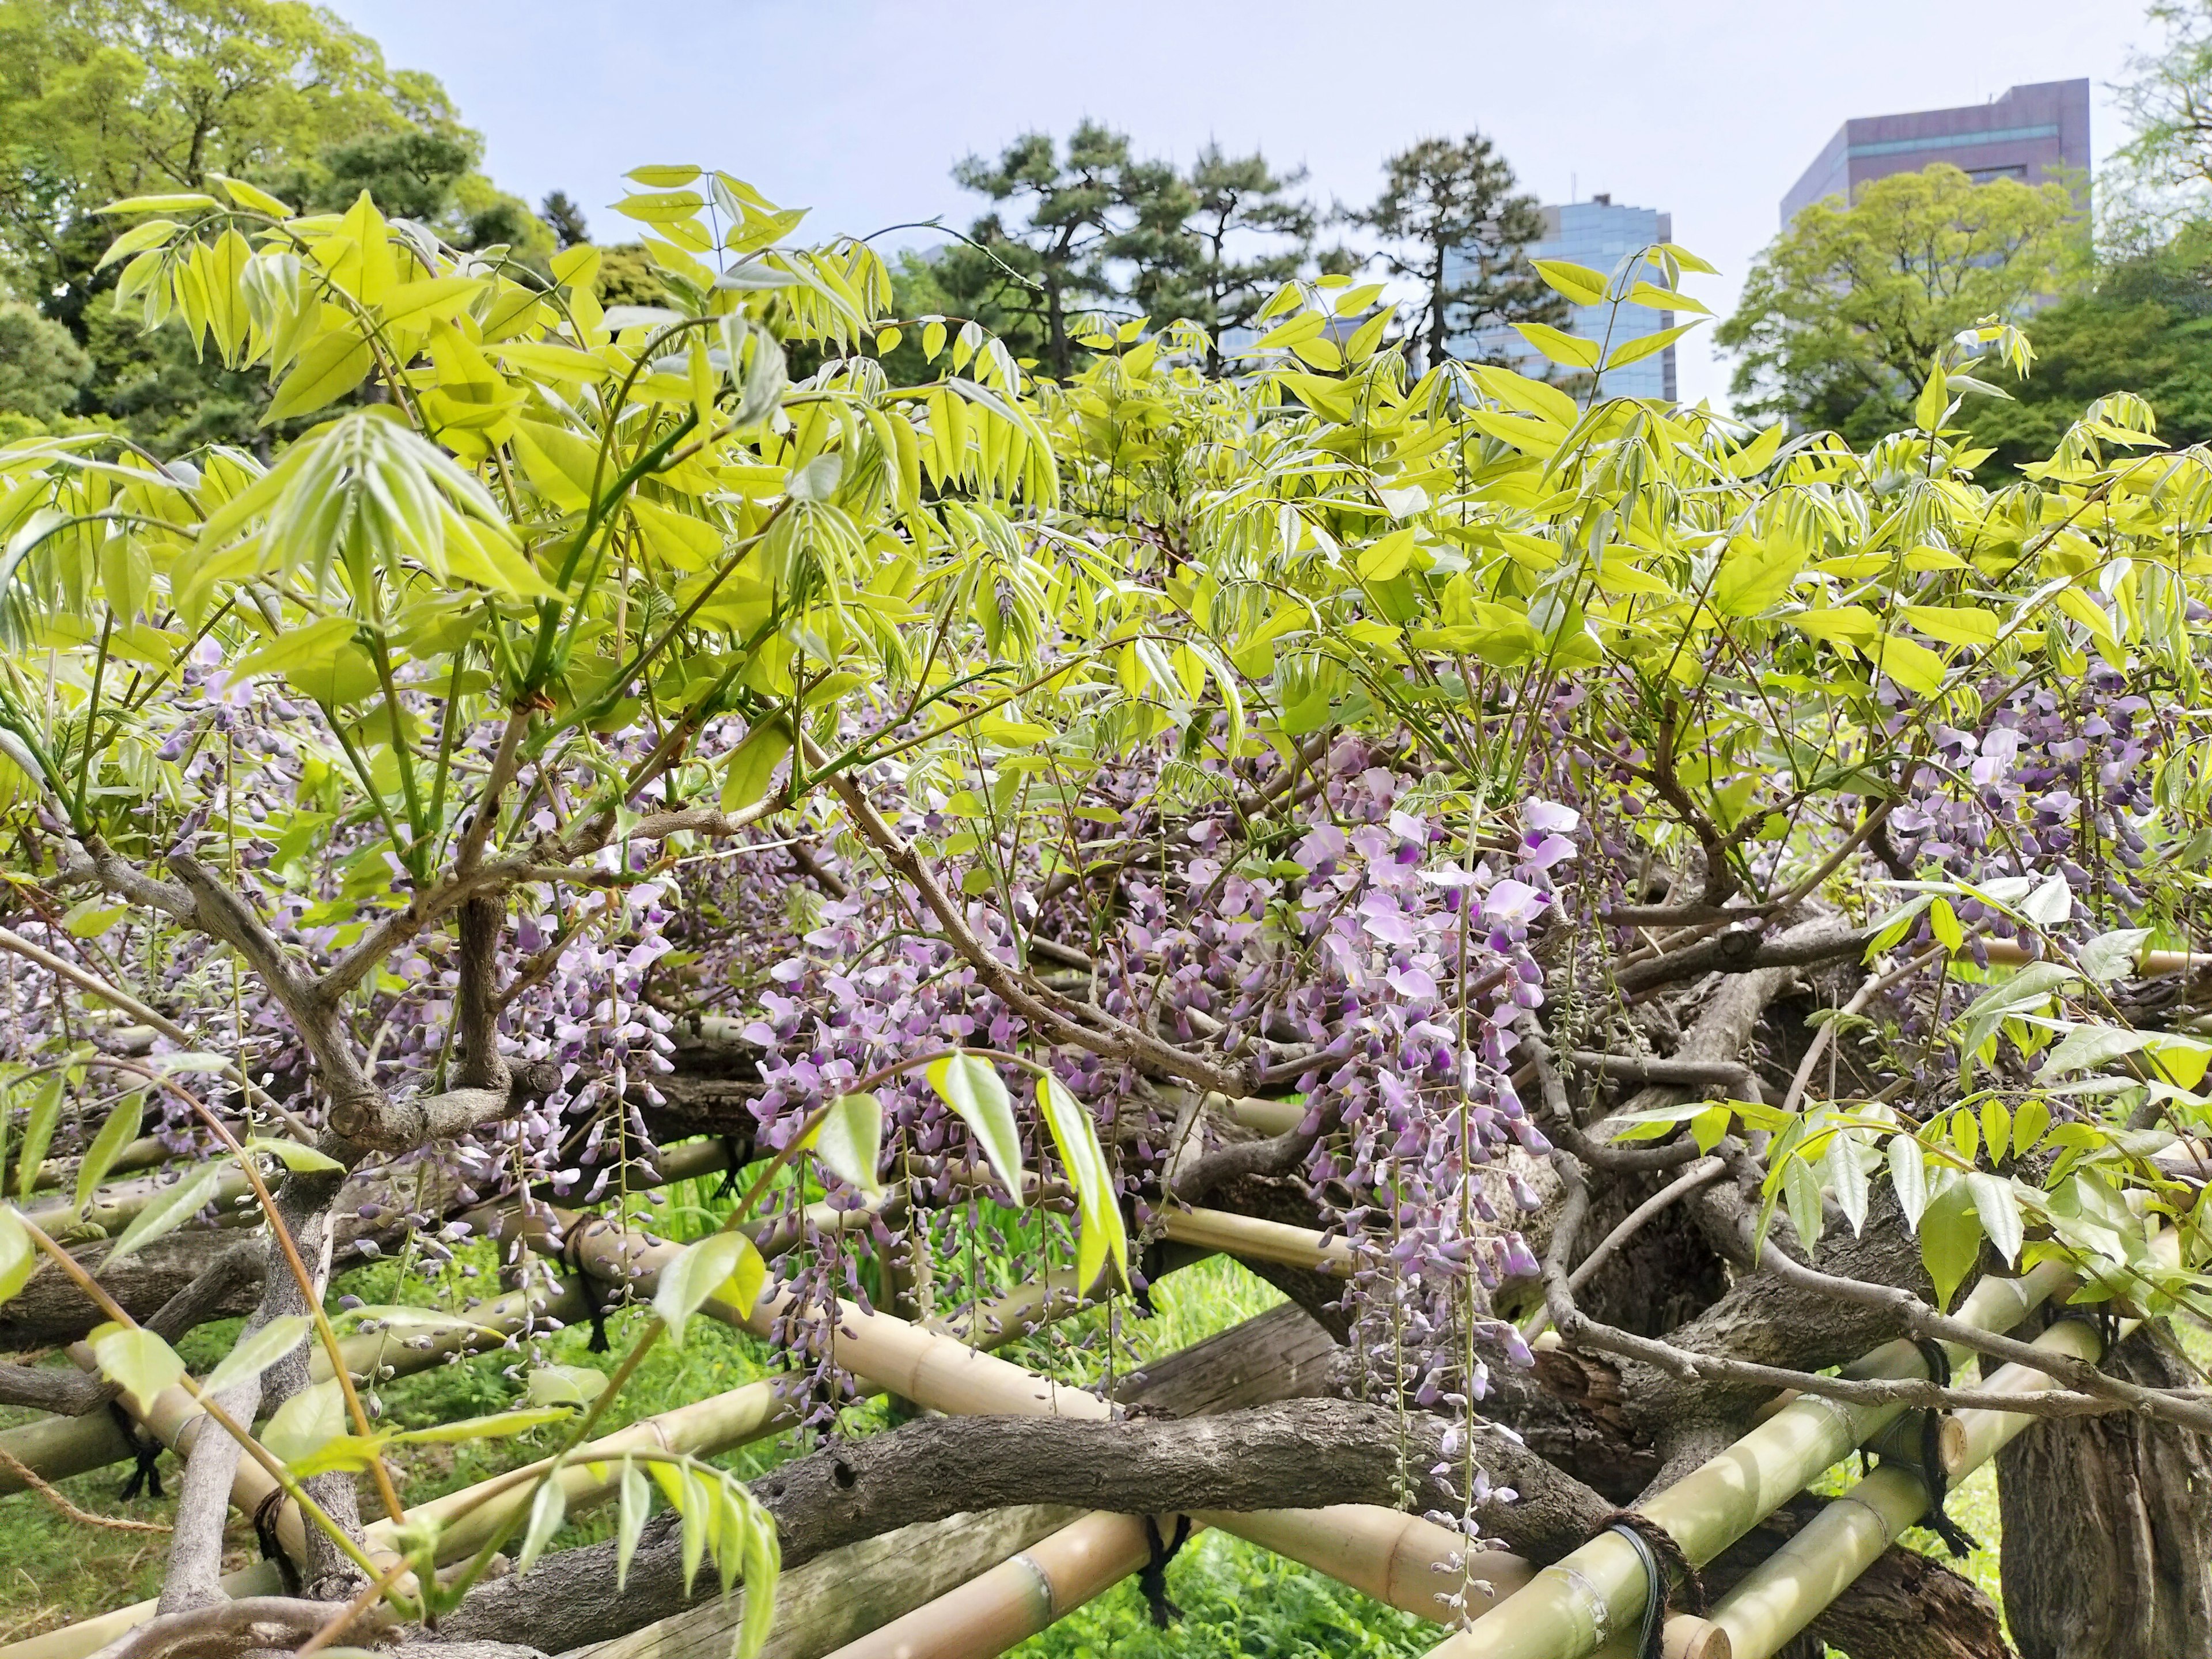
1512 322 1600 371
1603 321 1699 372
1711 538 1805 617
380 275 486 328
1532 259 1607 306
1356 528 1417 581
511 420 605 514
1903 604 2000 647
719 721 790 813
89 1323 184 1411
1870 632 1948 697
263 332 374 425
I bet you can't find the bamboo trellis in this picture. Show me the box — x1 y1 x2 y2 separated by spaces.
0 1142 2173 1659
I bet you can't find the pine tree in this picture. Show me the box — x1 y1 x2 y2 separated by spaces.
1342 133 1561 372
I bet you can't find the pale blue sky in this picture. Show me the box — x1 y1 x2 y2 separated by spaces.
327 0 2145 406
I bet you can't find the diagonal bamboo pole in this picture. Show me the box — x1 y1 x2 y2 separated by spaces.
559 1220 1498 1620
1688 1230 2184 1659
0 1271 588 1498
816 1510 1162 1659
1419 1257 2075 1659
580 1505 1088 1659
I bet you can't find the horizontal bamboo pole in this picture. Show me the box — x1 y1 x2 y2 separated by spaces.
1978 938 2207 976
801 1510 1724 1659
22 1160 259 1239
20 1133 207 1199
581 1222 1546 1627
1423 1258 2074 1659
1226 1096 1307 1137
1701 1232 2183 1659
0 1138 752 1497
286 1230 1101 1573
578 1505 1086 1659
1152 1207 1354 1275
1212 1506 1528 1623
0 1271 588 1499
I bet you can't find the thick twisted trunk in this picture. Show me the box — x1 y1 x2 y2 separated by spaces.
160 1169 362 1612
437 1396 1611 1653
1997 1319 2212 1658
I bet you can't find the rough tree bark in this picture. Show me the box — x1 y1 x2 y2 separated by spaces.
160 1168 365 1612
1997 1318 2212 1658
437 1398 1613 1653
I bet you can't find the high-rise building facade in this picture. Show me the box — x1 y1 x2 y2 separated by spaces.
1781 79 2091 224
1453 196 1678 402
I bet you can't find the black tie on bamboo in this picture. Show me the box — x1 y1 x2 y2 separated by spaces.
563 1228 613 1353
252 1487 301 1593
1594 1510 1704 1659
1907 1336 1979 1559
108 1402 163 1502
713 1137 747 1200
1139 1514 1192 1627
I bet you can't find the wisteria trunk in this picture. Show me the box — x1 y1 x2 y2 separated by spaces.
1996 1319 2212 1657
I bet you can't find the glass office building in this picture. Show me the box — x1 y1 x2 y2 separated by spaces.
1782 79 2091 224
1453 196 1678 402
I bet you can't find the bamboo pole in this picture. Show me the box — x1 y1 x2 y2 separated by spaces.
819 1510 1159 1659
576 1505 1086 1659
1421 1259 2075 1659
1152 1207 1354 1275
0 1138 746 1497
1210 1506 1528 1622
19 1133 222 1198
798 1511 1723 1659
0 1272 588 1498
562 1221 1539 1622
22 1160 259 1238
1979 938 2208 976
1696 1231 2184 1659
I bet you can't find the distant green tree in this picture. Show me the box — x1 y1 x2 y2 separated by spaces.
953 123 1183 380
927 130 1319 381
1339 132 1560 373
0 0 461 331
593 243 666 307
0 0 534 449
2108 1 2212 247
279 130 547 258
1718 164 2082 440
1966 241 2212 472
0 301 92 418
1128 144 1315 374
540 190 591 249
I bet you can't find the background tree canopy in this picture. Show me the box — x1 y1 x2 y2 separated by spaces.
1716 165 2082 442
891 122 1558 387
0 0 549 450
